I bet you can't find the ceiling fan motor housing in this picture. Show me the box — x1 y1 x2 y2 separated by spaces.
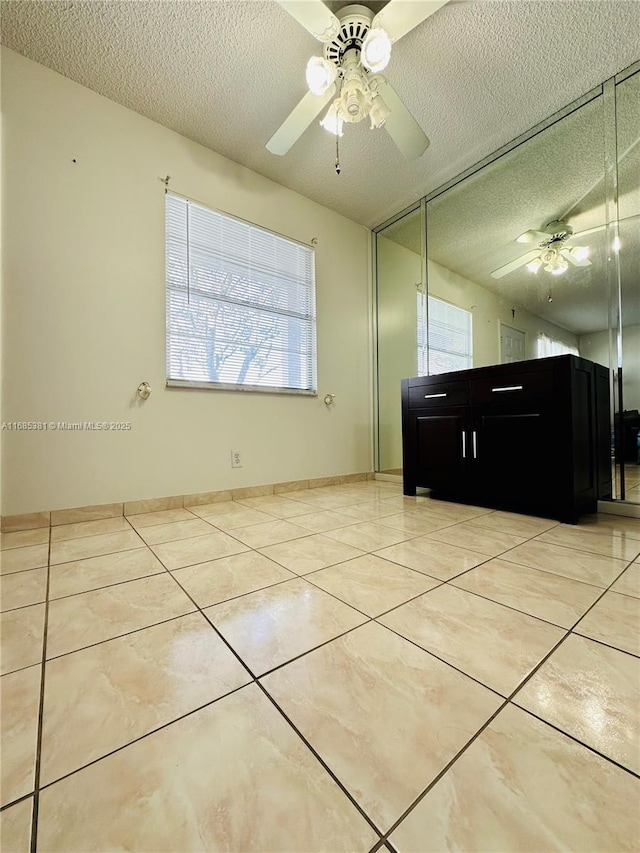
324 4 374 66
542 220 574 244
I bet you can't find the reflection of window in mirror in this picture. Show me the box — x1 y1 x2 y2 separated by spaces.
537 334 579 358
418 292 473 375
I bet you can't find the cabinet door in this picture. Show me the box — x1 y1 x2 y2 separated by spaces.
412 407 469 491
472 408 554 506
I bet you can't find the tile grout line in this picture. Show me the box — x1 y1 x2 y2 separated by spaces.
34 499 402 829
28 526 52 853
0 792 34 815
255 680 385 843
531 532 640 561
440 567 613 632
31 536 262 795
379 697 511 844
24 507 637 677
0 563 49 580
42 606 199 664
8 497 637 846
510 704 640 781
35 681 252 794
47 545 146 569
486 550 634 589
372 613 506 701
378 554 640 844
6 510 637 674
158 552 386 841
379 613 579 844
18 533 407 672
3 567 167 612
568 630 640 660
46 566 169 604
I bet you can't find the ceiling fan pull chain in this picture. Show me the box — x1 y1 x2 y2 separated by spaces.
335 132 341 175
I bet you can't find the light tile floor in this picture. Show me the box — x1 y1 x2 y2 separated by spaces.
1 480 639 852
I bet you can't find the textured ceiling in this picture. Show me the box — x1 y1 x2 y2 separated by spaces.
1 0 639 229
381 71 640 336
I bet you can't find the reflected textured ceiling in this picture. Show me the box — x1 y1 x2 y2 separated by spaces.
381 75 640 336
1 0 639 229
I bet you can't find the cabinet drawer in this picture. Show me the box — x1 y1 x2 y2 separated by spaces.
408 380 468 409
470 370 554 405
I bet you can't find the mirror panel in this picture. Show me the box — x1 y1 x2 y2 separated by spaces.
426 93 607 371
374 66 639 503
615 70 640 500
376 207 422 473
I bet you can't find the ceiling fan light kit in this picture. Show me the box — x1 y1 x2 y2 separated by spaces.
369 92 391 129
491 219 595 279
305 56 337 96
319 100 344 136
267 0 445 163
361 27 392 73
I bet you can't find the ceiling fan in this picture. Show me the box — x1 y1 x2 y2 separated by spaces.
491 220 595 279
266 0 449 162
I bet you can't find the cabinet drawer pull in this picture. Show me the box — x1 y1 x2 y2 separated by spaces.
462 432 466 459
424 392 447 399
472 431 477 459
491 385 523 393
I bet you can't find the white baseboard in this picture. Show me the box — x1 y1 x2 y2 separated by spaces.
597 500 640 519
374 473 403 484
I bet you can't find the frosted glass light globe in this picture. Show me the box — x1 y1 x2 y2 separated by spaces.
306 57 337 96
361 28 392 73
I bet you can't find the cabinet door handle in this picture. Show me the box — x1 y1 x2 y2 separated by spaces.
462 432 466 459
472 431 477 458
424 392 447 399
491 385 523 392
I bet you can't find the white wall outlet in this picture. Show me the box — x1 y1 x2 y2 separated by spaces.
231 450 242 468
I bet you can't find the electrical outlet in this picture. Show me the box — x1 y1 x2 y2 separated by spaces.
231 450 242 469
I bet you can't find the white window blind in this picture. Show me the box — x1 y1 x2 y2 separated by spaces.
166 193 317 393
417 292 473 375
537 333 579 358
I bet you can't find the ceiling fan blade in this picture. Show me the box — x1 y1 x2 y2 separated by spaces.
571 224 605 240
276 0 340 42
490 251 541 279
571 213 639 241
515 229 550 244
372 0 449 43
561 248 592 267
374 78 429 161
266 87 335 156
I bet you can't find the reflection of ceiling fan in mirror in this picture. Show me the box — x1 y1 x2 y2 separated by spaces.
491 220 596 279
267 0 449 162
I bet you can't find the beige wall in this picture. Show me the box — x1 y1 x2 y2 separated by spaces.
580 325 640 411
1 48 372 515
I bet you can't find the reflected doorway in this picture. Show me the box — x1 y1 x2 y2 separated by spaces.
500 325 526 363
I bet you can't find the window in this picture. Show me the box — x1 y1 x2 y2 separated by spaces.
418 291 473 375
537 333 578 358
166 193 317 393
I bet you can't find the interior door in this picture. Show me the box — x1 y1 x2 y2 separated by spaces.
500 325 526 363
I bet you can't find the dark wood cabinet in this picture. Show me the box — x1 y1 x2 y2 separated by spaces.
401 355 612 523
